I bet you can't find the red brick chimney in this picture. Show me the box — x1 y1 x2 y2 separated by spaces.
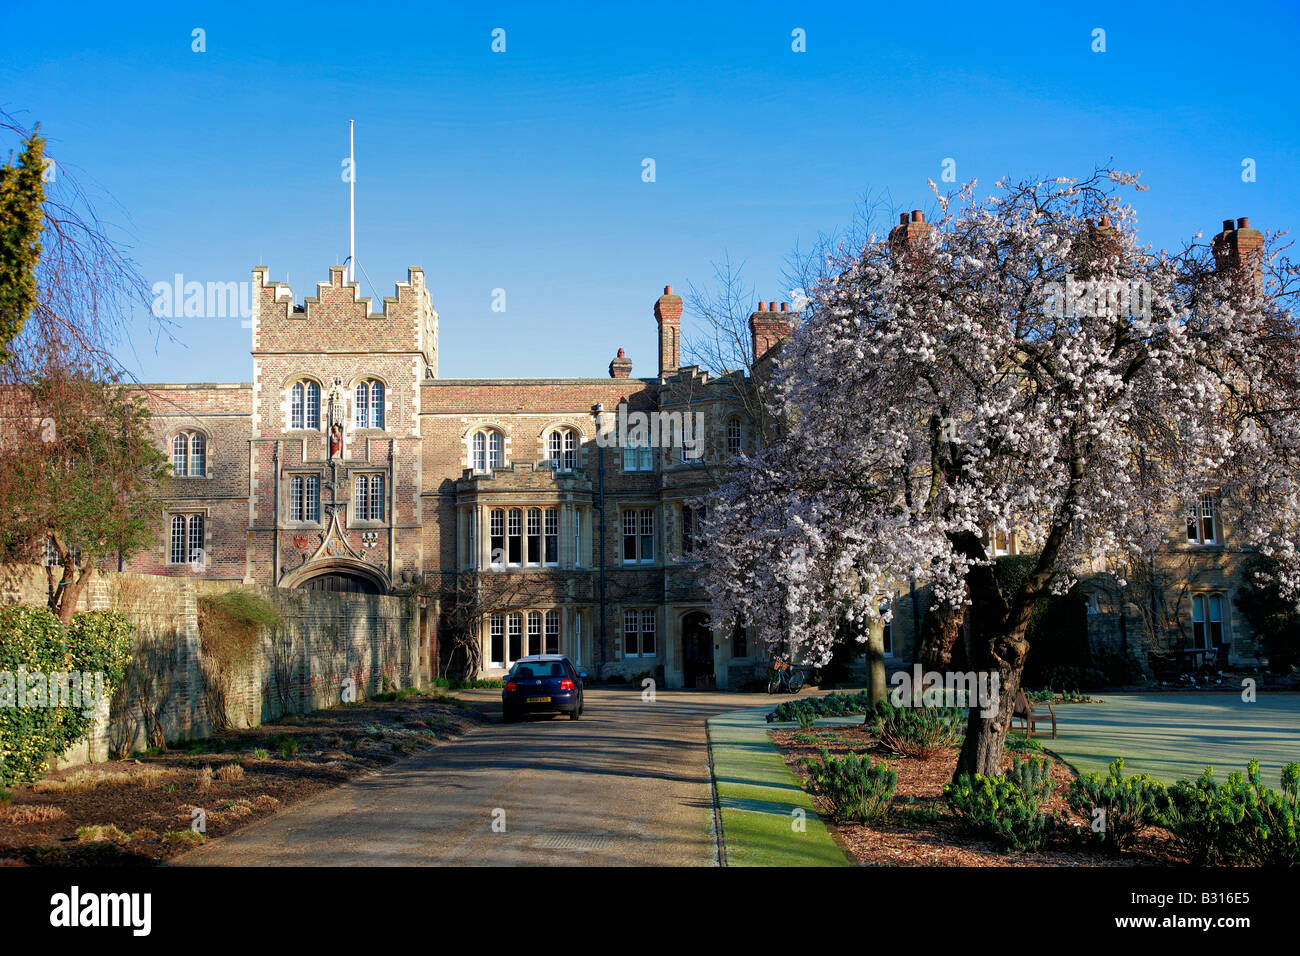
749 300 795 364
889 209 935 256
655 285 682 378
1212 216 1265 293
609 347 632 379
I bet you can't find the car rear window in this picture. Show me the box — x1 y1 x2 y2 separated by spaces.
509 661 568 679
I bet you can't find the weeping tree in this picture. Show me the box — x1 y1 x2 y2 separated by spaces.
703 170 1300 778
0 113 170 614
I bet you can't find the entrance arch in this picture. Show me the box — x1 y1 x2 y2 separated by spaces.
282 560 389 595
681 611 714 689
298 571 381 595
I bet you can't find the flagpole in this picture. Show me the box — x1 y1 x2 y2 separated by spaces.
348 119 355 283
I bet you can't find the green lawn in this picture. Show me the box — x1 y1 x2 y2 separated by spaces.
1049 692 1300 785
707 706 850 866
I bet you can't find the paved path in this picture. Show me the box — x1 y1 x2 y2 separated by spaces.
1051 692 1300 784
173 688 741 866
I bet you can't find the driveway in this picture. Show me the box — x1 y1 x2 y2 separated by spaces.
173 688 743 866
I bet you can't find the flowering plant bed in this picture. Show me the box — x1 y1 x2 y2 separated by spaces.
771 724 1188 866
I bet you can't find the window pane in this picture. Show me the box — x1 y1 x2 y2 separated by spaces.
490 613 504 666
188 515 204 564
172 434 187 475
291 383 303 429
305 383 319 429
623 611 638 656
545 610 560 654
508 614 522 662
170 516 186 563
355 382 368 428
190 434 205 476
527 612 542 656
489 432 502 468
307 476 319 521
290 476 303 521
640 610 656 656
370 382 384 428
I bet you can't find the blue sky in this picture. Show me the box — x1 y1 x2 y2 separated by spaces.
3 0 1298 382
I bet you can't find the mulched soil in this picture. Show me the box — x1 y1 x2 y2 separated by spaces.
771 723 1190 867
0 692 488 867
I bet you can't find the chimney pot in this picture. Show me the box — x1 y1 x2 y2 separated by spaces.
618 347 625 357
1237 216 1250 230
911 210 924 223
664 285 672 295
758 301 767 311
1222 219 1235 232
899 213 909 225
780 302 788 312
769 301 777 312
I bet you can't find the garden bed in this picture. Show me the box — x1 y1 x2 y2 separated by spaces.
0 690 487 866
770 723 1189 866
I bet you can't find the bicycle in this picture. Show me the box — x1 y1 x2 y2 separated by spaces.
766 656 806 694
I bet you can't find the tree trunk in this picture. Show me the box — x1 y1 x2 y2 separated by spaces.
917 589 966 672
865 618 888 705
952 615 1030 779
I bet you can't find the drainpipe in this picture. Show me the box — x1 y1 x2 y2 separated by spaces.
594 404 608 679
272 441 280 585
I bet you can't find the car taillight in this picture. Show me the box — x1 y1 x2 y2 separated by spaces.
560 679 574 690
505 681 516 693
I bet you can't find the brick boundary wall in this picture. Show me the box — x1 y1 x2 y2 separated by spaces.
0 565 422 769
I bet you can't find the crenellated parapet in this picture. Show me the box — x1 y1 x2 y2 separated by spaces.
251 265 438 372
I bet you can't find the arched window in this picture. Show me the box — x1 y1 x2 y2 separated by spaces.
471 429 503 472
355 379 385 429
290 380 321 429
507 612 523 662
548 428 577 471
171 431 206 477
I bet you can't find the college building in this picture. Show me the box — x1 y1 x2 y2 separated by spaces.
127 214 1272 690
128 265 790 689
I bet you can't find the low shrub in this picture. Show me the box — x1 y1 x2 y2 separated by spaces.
1005 733 1044 754
216 763 244 783
1165 760 1300 866
868 699 966 758
804 749 897 823
945 756 1057 852
1066 758 1170 853
767 692 873 724
0 606 132 785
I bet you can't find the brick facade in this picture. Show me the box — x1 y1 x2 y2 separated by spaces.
129 267 764 689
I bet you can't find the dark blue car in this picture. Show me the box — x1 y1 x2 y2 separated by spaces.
502 655 585 722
